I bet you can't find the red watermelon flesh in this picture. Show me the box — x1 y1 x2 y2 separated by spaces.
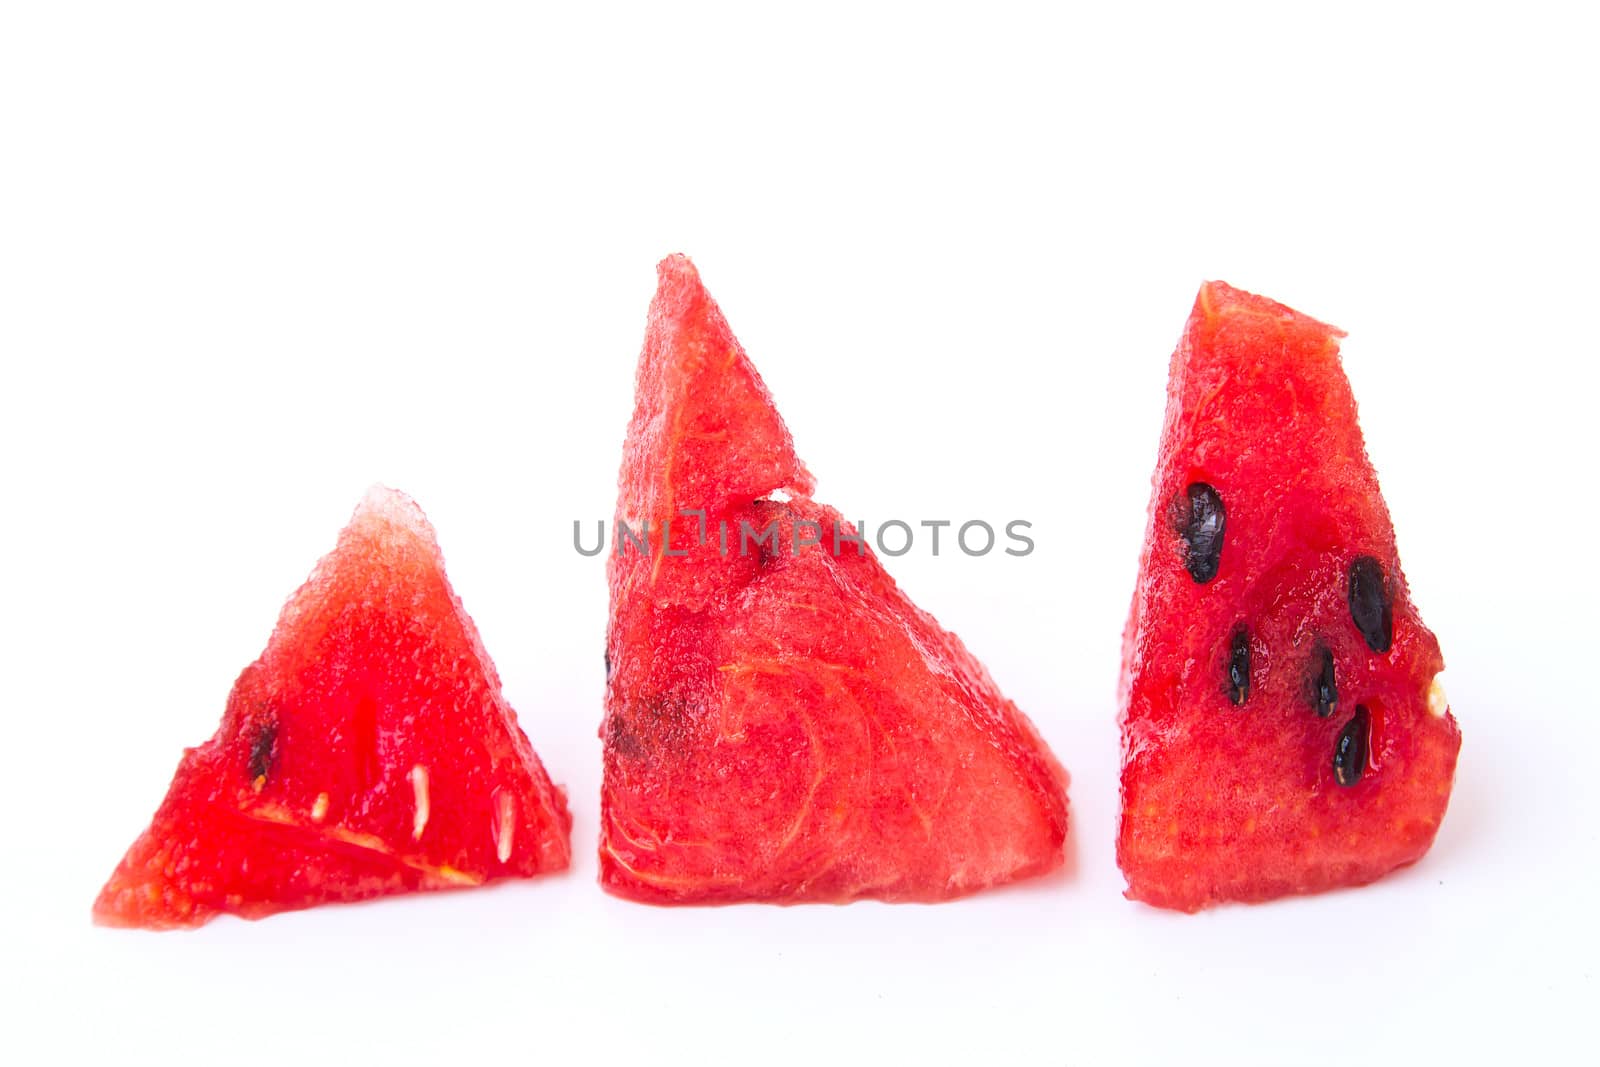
1118 282 1461 911
95 487 572 928
600 255 1069 904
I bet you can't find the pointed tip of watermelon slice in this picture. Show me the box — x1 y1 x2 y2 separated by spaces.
647 254 697 324
354 481 425 520
617 254 816 523
1194 280 1349 340
655 251 698 283
347 483 438 549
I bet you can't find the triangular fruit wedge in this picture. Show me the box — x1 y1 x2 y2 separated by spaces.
1118 282 1461 911
600 255 1069 904
95 487 572 928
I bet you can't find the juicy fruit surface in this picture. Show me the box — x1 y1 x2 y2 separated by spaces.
1118 282 1460 911
602 256 1069 903
95 488 572 928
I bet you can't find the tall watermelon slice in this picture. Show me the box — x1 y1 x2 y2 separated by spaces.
1118 282 1461 911
601 255 1069 904
95 487 572 928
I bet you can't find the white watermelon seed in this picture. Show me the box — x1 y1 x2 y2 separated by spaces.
496 792 516 863
1427 677 1449 718
409 764 430 841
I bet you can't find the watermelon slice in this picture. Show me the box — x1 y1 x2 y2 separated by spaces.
1118 282 1461 911
94 487 572 928
600 255 1069 904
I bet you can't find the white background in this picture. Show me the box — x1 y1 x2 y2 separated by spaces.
2 2 1596 1063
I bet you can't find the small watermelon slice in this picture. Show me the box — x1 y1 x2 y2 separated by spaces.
95 487 572 928
600 255 1069 904
1118 282 1461 911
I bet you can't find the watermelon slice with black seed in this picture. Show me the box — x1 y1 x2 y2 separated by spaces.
600 255 1069 904
1118 282 1461 911
94 488 572 928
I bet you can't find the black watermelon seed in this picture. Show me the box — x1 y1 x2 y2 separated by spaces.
1348 555 1393 653
604 649 613 681
1311 644 1338 719
248 720 277 783
1333 704 1371 787
1227 628 1251 706
1180 482 1226 584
